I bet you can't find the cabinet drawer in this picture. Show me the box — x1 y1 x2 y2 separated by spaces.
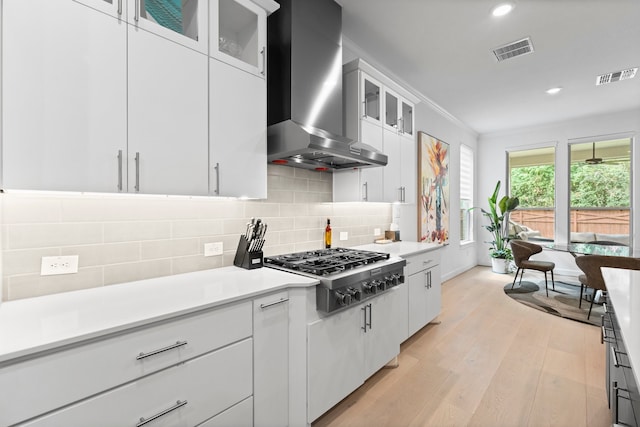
404 252 440 276
22 339 253 427
199 397 253 427
1 301 252 426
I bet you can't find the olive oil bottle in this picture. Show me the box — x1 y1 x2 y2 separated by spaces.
325 219 332 249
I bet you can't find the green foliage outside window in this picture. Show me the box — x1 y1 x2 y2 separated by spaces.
510 163 630 208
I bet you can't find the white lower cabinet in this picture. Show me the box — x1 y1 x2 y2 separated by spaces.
406 250 442 337
253 291 289 427
307 287 404 423
1 301 252 427
22 339 253 427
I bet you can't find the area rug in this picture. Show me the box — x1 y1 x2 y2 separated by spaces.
503 280 603 326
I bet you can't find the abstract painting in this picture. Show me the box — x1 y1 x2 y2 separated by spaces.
418 132 450 244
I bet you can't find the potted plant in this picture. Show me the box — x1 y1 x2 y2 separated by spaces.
480 180 520 273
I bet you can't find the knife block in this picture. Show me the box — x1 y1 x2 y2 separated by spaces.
233 236 263 270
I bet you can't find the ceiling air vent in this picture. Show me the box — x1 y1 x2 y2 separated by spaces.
492 37 534 62
596 68 638 86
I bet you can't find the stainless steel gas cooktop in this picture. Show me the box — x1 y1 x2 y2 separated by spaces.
264 248 406 313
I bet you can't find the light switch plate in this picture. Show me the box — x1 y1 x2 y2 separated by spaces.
204 242 223 256
41 255 79 276
340 232 348 241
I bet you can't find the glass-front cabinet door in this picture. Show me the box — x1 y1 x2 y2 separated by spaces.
401 100 414 137
210 0 267 78
128 0 209 54
360 72 382 126
384 88 399 131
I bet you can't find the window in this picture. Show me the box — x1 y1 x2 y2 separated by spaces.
569 138 631 245
508 146 556 241
460 144 474 243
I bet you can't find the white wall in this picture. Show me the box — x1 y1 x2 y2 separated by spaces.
478 108 640 274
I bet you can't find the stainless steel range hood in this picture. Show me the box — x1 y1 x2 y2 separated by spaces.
266 0 387 171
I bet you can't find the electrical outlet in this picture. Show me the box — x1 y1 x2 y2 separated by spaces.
340 231 348 241
374 228 381 236
204 242 223 257
41 255 79 276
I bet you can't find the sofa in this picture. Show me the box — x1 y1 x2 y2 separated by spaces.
509 221 629 245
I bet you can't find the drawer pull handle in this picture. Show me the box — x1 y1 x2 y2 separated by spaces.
611 347 631 369
136 400 187 427
260 297 289 309
136 341 187 360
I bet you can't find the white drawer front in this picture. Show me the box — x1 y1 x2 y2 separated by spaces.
404 251 440 276
1 301 252 426
199 397 253 427
22 339 253 427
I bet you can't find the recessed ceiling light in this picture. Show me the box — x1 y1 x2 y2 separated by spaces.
492 3 514 17
546 87 562 95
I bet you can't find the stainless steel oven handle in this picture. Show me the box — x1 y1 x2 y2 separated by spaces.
136 400 187 427
260 297 289 309
136 341 187 360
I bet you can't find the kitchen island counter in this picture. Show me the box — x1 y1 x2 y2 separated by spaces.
0 266 318 363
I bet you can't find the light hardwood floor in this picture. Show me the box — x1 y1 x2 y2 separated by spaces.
312 266 610 427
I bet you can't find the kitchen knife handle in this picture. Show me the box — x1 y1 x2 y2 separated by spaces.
134 152 140 192
214 162 220 195
260 47 266 76
117 150 123 191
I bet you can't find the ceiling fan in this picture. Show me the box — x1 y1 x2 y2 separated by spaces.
584 142 628 165
585 142 603 164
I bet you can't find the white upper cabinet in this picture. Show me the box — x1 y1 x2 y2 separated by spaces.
210 58 267 198
2 0 127 192
210 0 274 78
339 58 419 203
128 28 209 195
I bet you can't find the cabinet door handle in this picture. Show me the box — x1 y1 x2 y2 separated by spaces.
260 47 266 76
117 0 122 16
136 340 188 360
134 0 140 21
601 325 615 343
260 297 289 309
214 162 220 195
362 182 368 201
368 303 372 329
136 400 187 427
117 150 123 191
362 306 368 332
362 100 367 118
134 152 140 192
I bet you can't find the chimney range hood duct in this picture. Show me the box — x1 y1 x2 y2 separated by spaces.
266 0 387 171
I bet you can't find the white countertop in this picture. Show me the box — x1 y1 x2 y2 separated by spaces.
602 267 640 385
0 266 318 364
353 241 443 258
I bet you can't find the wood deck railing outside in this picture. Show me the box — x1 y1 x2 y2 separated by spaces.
509 208 630 239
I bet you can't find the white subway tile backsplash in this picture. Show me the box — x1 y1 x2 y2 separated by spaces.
1 166 392 301
5 223 103 250
104 221 171 243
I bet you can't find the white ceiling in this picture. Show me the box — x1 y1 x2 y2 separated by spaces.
336 0 640 135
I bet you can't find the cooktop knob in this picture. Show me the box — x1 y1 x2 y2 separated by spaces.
363 282 377 294
372 280 384 291
335 290 352 306
347 287 362 301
